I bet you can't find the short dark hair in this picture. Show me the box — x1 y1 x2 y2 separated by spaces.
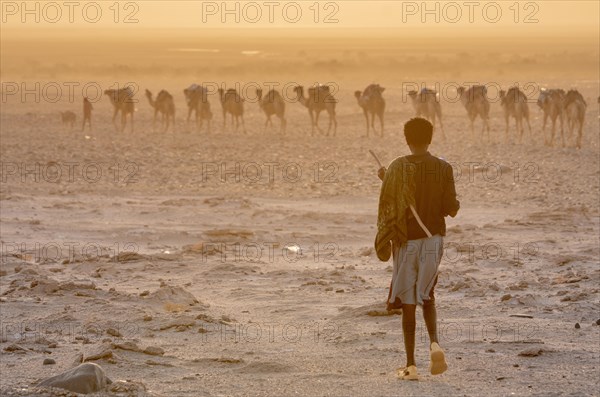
404 117 433 146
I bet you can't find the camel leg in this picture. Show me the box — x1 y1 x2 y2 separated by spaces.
549 118 556 147
370 112 376 135
130 112 134 133
331 110 337 137
576 124 582 149
542 114 548 144
315 110 324 135
112 108 119 132
164 113 170 133
363 109 369 137
378 111 384 137
308 109 316 135
241 115 246 134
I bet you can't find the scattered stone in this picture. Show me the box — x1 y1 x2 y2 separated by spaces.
4 344 27 352
38 362 112 394
221 315 233 323
106 328 122 337
143 315 153 321
501 294 512 301
158 317 196 330
84 344 114 361
357 247 373 257
148 285 200 307
518 348 544 357
108 379 148 394
146 360 174 367
112 341 141 352
43 358 56 365
112 251 145 262
143 346 164 356
575 323 581 329
486 348 496 353
335 289 345 293
596 319 600 325
48 342 57 348
509 314 533 319
140 290 150 297
72 353 84 366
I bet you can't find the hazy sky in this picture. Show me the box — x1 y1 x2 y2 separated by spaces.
1 0 598 34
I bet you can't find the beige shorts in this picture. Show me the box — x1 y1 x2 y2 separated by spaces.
390 234 443 306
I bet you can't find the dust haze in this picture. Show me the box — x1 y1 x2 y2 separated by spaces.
1 1 599 396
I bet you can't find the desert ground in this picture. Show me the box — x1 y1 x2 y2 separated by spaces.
1 30 599 396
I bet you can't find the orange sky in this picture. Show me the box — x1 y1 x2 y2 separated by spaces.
1 0 598 34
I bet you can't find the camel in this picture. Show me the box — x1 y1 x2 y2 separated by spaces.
60 111 76 131
294 84 337 136
145 89 175 133
499 86 531 144
354 84 385 137
256 88 286 133
82 97 93 132
218 88 246 133
457 85 490 138
563 89 586 149
407 88 444 138
184 84 212 133
537 88 565 146
104 87 135 133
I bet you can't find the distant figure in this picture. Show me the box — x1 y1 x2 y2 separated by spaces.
457 85 490 139
256 88 286 133
218 88 246 133
375 118 459 381
104 87 135 133
408 88 444 139
499 87 531 144
82 97 93 132
145 89 175 133
294 84 337 136
563 89 587 149
184 84 212 133
60 111 76 131
354 84 385 138
537 88 565 146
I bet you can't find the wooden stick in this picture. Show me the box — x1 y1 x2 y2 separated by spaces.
368 150 383 168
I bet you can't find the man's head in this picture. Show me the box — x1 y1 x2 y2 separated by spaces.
404 117 433 153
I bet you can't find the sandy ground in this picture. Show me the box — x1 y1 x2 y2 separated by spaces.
1 34 599 395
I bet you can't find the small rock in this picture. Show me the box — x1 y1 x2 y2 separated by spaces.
43 358 56 365
4 344 27 352
596 319 600 325
143 315 153 321
38 362 112 394
575 323 580 329
335 289 345 293
518 347 544 357
501 294 512 301
143 346 165 356
486 348 496 353
140 290 149 297
107 328 122 337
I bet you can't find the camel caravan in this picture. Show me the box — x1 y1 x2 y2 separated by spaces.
57 82 591 148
